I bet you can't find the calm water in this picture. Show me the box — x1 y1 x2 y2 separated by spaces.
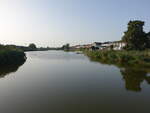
0 51 150 113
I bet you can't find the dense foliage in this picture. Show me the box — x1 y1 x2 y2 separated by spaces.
122 20 150 50
146 32 150 48
0 44 26 65
29 43 37 50
62 43 70 50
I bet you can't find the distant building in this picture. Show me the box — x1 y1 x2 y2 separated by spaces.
112 41 126 50
91 41 126 50
71 41 126 51
72 45 84 49
83 44 92 49
100 42 113 50
92 42 102 48
71 44 92 49
91 42 102 50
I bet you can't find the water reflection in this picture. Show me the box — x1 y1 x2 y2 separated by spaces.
0 61 25 78
0 51 149 113
88 57 150 92
120 68 150 92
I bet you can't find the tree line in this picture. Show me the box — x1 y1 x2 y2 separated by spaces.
122 20 150 50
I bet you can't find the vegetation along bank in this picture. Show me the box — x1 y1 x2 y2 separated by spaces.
84 20 150 67
0 45 26 65
84 50 150 67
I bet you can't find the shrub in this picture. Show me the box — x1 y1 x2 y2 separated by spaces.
0 45 26 65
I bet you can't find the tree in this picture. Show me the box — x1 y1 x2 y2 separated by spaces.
65 43 70 50
29 43 37 49
122 20 147 50
146 32 150 48
62 43 70 50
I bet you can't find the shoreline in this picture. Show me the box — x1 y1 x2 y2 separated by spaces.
83 50 150 68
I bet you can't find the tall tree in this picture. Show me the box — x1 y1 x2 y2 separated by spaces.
29 43 37 49
122 20 147 50
62 43 70 50
146 32 150 48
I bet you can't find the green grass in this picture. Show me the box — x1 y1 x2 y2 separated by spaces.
84 50 150 68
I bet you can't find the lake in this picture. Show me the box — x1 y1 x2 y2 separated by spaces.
0 51 150 113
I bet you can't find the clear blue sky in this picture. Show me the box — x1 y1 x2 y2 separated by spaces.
0 0 150 47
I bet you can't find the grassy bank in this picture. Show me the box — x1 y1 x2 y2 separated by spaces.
0 45 26 65
84 50 150 68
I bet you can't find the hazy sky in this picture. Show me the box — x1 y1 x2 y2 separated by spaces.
0 0 150 47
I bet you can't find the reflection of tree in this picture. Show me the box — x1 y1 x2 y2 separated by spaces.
88 56 150 92
120 68 150 92
0 61 25 78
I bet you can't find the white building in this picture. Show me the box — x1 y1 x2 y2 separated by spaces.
92 41 126 50
92 42 102 49
112 41 126 50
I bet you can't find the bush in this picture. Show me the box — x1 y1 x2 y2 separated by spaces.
0 45 26 65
